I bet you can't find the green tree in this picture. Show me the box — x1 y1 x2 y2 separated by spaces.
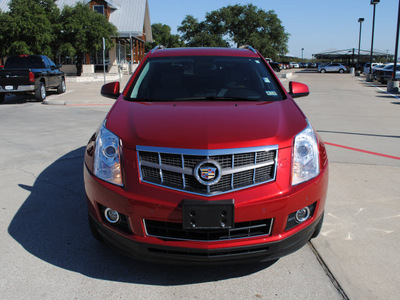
0 0 58 57
178 15 228 47
57 3 117 62
147 23 184 51
178 4 289 59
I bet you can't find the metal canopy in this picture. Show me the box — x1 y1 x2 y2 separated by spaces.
313 48 392 61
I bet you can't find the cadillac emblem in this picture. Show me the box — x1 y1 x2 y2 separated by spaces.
194 159 222 186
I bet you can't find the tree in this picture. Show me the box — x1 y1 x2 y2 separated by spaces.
0 0 58 57
146 23 184 51
178 4 289 59
57 3 117 62
178 15 228 48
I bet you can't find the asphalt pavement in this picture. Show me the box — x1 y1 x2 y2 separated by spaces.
0 69 399 299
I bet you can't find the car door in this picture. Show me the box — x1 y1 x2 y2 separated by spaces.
43 56 57 87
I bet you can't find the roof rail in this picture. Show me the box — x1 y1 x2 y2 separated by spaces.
239 45 257 54
151 45 166 53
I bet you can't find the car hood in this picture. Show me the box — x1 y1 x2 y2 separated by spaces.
105 99 307 150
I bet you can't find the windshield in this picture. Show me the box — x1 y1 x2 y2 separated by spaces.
127 56 283 101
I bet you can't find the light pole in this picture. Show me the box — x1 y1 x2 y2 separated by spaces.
367 0 380 82
301 48 304 65
388 0 400 92
357 18 364 72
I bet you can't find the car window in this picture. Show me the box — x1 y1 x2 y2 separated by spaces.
5 56 45 69
128 56 283 101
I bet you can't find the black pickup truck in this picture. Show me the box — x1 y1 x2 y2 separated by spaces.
0 55 66 103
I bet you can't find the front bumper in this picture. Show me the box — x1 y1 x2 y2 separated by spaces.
89 212 323 264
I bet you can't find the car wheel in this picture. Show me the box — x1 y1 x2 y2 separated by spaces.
339 69 344 73
35 82 46 101
310 213 324 240
0 94 4 103
320 69 326 73
57 77 66 94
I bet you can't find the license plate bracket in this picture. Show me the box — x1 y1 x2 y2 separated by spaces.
182 199 234 229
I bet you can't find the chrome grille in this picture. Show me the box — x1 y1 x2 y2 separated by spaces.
137 145 278 196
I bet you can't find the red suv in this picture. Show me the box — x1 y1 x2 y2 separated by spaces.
84 46 328 264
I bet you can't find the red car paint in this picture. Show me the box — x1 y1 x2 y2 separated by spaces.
84 47 328 264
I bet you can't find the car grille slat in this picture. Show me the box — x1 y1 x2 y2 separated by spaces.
137 145 278 196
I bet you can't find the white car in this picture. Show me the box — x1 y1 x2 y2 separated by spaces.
318 63 347 73
290 62 299 68
363 63 379 74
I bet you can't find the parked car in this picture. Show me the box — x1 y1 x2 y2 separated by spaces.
290 62 299 68
363 62 379 74
0 55 65 103
308 62 317 68
281 61 291 69
371 63 393 80
375 64 400 83
269 61 282 72
318 63 347 73
84 46 328 264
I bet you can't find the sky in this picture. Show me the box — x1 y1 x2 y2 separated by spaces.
148 0 399 59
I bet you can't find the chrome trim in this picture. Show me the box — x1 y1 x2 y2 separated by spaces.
0 85 35 92
137 145 278 196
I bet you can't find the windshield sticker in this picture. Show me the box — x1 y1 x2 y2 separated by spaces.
266 91 278 96
263 77 271 83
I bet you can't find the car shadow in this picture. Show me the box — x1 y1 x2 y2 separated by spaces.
1 91 59 105
8 147 275 285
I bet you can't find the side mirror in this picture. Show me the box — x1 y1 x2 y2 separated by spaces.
288 81 309 98
101 81 120 99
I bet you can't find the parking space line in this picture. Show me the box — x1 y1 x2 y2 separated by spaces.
357 78 400 100
325 142 400 160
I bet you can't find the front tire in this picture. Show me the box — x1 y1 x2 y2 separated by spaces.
35 82 46 101
320 69 326 73
339 69 344 73
0 94 4 103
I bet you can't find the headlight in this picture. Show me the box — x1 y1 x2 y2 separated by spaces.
94 121 123 186
292 120 320 185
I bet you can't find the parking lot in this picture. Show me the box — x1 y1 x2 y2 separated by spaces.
0 70 399 299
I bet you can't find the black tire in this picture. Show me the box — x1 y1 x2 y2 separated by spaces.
0 94 4 103
35 82 46 101
320 69 326 73
88 216 102 241
339 69 344 74
310 213 324 240
57 77 66 94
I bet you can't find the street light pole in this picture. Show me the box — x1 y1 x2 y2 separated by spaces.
392 0 400 81
357 18 364 71
301 48 304 65
388 0 400 92
367 0 380 82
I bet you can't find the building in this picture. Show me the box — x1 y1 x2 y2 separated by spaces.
0 0 153 76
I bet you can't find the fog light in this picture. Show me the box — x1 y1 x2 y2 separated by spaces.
295 207 310 223
104 208 120 224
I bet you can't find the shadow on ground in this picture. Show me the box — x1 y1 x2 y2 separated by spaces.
8 147 274 285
